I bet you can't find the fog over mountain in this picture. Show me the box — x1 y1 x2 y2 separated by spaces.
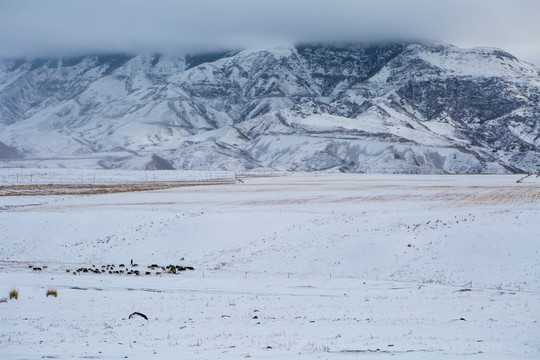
1 0 539 65
1 1 539 173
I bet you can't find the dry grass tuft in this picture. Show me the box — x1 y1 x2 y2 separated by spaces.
46 289 58 298
9 288 18 300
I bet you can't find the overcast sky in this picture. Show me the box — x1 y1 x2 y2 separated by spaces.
1 0 539 65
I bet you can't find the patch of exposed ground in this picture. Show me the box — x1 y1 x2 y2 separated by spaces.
0 178 235 196
455 187 540 206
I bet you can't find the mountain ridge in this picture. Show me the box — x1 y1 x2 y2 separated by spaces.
0 42 539 173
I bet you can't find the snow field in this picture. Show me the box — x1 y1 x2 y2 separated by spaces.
1 272 539 360
1 172 539 359
0 168 246 186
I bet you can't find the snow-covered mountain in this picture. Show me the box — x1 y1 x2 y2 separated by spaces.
1 43 539 173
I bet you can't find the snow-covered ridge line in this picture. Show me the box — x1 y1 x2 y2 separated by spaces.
0 42 539 173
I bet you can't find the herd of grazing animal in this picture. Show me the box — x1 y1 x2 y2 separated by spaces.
28 262 194 276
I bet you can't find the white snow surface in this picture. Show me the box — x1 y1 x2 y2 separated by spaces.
1 171 539 359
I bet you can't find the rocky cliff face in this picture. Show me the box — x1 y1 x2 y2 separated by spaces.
0 43 539 173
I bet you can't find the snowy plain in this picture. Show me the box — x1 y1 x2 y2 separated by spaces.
1 170 539 359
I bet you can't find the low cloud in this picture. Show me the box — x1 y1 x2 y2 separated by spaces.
1 0 539 65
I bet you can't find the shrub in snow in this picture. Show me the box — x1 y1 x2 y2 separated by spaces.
9 288 18 300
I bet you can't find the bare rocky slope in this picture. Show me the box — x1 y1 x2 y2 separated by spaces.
0 43 539 173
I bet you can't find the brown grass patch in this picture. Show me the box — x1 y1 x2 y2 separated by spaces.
455 187 540 206
0 179 235 197
9 288 18 300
